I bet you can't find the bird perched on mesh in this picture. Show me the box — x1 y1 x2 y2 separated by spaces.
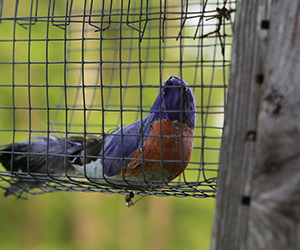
0 76 196 197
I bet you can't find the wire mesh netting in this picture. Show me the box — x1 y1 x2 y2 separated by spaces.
0 0 236 200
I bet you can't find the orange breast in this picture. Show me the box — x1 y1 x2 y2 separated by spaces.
119 119 194 182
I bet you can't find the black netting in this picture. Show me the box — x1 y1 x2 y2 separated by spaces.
0 0 236 200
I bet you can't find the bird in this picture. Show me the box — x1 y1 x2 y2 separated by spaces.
0 76 196 197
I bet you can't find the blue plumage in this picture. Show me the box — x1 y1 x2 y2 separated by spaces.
73 76 196 178
151 76 196 128
101 113 156 176
0 76 196 196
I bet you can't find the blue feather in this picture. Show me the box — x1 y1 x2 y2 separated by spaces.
0 75 197 194
95 75 196 177
102 113 156 176
150 76 196 128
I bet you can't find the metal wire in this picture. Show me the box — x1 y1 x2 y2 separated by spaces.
0 0 237 199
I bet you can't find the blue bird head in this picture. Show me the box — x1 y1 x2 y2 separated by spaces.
150 76 196 128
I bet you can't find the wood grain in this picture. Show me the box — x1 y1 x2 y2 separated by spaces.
212 0 300 249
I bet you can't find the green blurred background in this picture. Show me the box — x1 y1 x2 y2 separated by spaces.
0 0 234 249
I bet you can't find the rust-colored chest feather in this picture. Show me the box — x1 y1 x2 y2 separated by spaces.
118 119 194 182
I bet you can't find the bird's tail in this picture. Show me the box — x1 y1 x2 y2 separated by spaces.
0 136 103 197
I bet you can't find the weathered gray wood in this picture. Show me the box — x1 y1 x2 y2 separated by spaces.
211 0 300 249
210 1 262 249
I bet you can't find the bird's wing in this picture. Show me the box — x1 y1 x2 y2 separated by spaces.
102 113 157 177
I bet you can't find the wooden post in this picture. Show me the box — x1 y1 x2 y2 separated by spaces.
211 0 300 249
